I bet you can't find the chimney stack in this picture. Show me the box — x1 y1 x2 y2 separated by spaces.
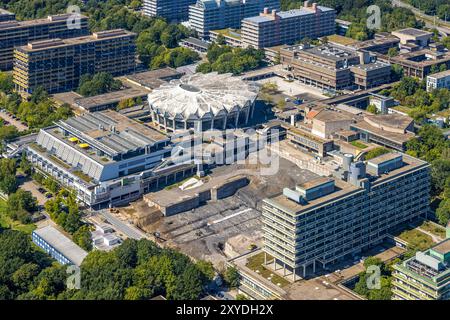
263 7 268 14
304 1 310 8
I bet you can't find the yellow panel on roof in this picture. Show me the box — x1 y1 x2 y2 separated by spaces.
79 143 89 148
68 137 79 142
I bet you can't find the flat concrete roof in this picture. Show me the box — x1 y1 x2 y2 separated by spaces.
431 239 450 255
428 69 450 79
392 28 432 37
34 225 88 266
124 68 184 89
74 86 150 110
18 29 135 52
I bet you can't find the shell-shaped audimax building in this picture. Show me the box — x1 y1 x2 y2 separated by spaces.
148 72 260 132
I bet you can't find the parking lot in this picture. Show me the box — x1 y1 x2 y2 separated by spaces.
0 109 28 132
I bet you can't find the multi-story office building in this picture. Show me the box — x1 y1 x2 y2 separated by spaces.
143 0 197 22
0 13 89 70
262 152 430 279
280 43 391 90
0 8 15 22
392 232 450 300
26 110 194 209
241 2 336 48
188 0 280 39
426 70 450 92
13 29 137 95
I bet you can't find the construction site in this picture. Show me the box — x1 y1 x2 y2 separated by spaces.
116 155 319 269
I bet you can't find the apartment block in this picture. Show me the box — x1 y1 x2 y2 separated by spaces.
13 29 137 95
241 2 336 49
188 0 280 39
280 43 391 90
262 152 430 279
0 13 89 70
427 70 450 92
392 232 450 300
143 0 197 22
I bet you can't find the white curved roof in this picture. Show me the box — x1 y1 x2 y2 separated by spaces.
148 72 259 119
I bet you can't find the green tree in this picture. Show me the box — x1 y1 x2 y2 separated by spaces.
367 104 378 114
224 266 240 288
73 225 93 251
436 198 450 225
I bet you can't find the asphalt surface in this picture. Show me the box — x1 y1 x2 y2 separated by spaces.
99 209 148 240
0 110 28 132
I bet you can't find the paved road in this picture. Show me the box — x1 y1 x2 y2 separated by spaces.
99 210 148 240
0 110 28 132
391 0 450 36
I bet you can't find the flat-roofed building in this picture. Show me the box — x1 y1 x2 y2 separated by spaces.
350 114 415 151
391 28 433 47
188 0 280 39
262 152 430 279
241 3 336 49
27 110 179 208
286 126 334 157
280 43 391 90
143 0 197 22
353 35 400 54
392 231 450 300
0 14 89 70
13 29 136 95
32 225 88 266
427 70 450 92
0 8 15 22
384 49 450 79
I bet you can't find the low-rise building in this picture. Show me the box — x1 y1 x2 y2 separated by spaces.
280 43 391 90
391 28 433 47
385 49 450 79
350 114 415 151
32 225 88 266
427 70 450 92
0 8 15 22
392 230 450 300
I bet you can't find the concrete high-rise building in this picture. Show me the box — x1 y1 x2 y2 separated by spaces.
241 2 336 48
0 13 89 70
262 152 430 279
13 29 137 95
143 0 197 22
392 228 450 300
188 0 280 39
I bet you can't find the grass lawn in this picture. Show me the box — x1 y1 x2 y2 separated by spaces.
0 199 36 234
398 229 434 251
350 140 368 149
246 252 290 287
420 221 446 239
